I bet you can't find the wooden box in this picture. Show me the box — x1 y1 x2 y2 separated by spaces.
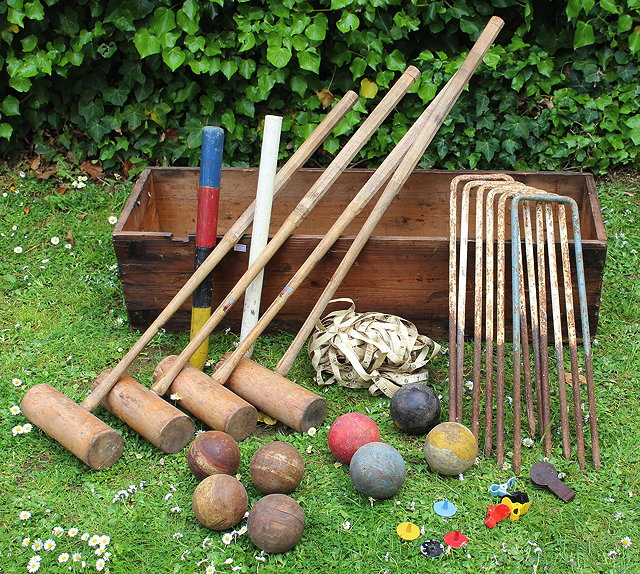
113 168 606 340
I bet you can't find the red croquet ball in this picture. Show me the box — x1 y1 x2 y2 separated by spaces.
187 430 241 481
327 412 380 464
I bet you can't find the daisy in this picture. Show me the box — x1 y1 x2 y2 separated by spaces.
169 393 182 401
621 536 632 548
307 427 317 437
170 506 182 513
502 462 512 471
108 216 118 225
96 558 106 571
114 317 124 326
236 525 247 536
222 533 233 545
78 175 88 182
68 528 79 537
43 539 56 551
22 538 31 547
31 540 43 551
205 565 216 574
12 425 24 435
58 553 70 563
72 553 82 562
12 378 23 386
522 437 534 447
19 510 31 520
88 535 101 547
342 520 351 530
172 532 183 539
464 380 473 391
50 237 60 245
615 512 624 521
334 462 342 468
26 557 41 573
14 246 23 253
306 445 313 453
52 526 64 536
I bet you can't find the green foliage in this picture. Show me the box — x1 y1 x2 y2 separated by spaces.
0 0 639 174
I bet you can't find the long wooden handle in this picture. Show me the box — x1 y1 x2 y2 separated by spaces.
266 16 508 378
189 126 225 370
152 66 422 394
81 91 359 411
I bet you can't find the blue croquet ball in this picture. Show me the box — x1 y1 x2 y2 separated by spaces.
349 442 406 500
390 383 441 435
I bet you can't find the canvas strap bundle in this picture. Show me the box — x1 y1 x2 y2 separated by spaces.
308 298 442 397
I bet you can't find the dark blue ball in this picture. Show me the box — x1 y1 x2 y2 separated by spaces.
390 383 440 435
349 442 406 500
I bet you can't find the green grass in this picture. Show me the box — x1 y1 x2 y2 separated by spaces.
0 165 639 574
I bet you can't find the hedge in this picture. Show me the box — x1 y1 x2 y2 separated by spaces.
1 0 639 175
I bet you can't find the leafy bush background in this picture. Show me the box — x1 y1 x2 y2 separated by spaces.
1 0 639 175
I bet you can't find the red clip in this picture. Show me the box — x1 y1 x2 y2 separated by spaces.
485 503 511 528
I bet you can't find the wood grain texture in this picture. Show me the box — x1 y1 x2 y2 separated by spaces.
113 168 606 340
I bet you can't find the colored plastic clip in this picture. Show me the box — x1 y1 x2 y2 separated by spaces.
489 476 516 497
433 500 457 517
444 530 469 548
502 490 529 505
485 503 511 528
500 496 531 521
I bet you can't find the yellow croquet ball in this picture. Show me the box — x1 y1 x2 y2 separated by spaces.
423 422 478 476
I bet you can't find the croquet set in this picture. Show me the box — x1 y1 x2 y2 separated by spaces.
20 16 608 555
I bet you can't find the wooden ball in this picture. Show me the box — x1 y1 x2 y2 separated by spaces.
247 494 305 553
192 474 248 531
423 422 478 476
390 383 441 435
349 442 406 500
188 430 241 481
250 441 305 494
327 412 380 464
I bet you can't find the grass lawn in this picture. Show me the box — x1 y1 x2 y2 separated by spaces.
0 164 638 574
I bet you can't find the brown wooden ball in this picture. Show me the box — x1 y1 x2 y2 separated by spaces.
192 474 248 531
187 430 241 481
247 494 305 553
249 441 305 494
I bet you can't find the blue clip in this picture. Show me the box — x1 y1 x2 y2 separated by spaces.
489 476 516 497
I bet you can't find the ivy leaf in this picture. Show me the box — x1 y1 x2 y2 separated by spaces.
0 123 13 139
267 45 292 68
177 10 199 36
330 0 352 9
349 57 366 78
475 138 499 162
221 60 238 80
221 108 236 133
360 78 378 99
574 21 595 49
305 14 328 41
626 115 640 145
337 12 359 33
629 28 640 55
162 47 186 71
599 0 619 13
182 0 199 21
9 77 31 92
385 49 406 71
25 0 45 21
104 85 129 106
238 59 256 79
617 14 633 34
134 29 161 58
236 98 255 118
298 49 320 73
291 75 307 96
1 95 20 116
151 7 177 36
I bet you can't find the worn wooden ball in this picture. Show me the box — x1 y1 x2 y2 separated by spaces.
390 382 441 435
349 442 406 500
192 474 248 531
423 421 478 476
327 412 380 464
187 430 241 481
247 494 305 553
250 441 305 494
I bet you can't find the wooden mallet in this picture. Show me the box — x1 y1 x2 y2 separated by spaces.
19 94 358 469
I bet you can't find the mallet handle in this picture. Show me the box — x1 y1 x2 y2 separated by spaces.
152 66 422 394
81 91 359 411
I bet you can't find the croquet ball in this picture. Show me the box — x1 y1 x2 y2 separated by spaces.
349 442 406 500
250 441 305 494
192 474 248 531
187 430 241 481
327 412 380 464
423 422 478 476
390 382 441 435
247 493 305 553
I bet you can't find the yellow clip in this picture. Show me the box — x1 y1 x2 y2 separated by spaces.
501 496 531 521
